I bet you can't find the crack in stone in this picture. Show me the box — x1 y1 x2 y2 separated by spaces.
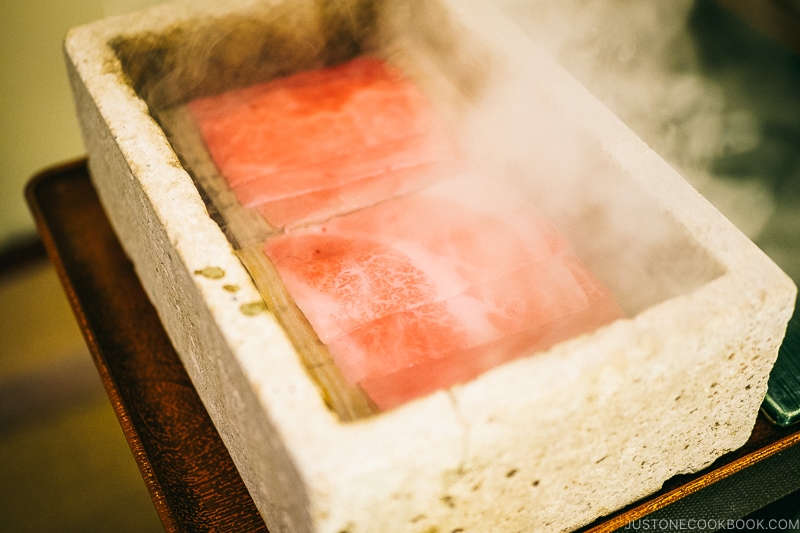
446 390 470 480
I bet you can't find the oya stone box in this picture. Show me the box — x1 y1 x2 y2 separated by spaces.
64 0 796 531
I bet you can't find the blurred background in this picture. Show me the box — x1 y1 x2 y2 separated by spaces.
0 0 798 530
1 1 167 531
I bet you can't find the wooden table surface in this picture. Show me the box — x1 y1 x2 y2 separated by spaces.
26 159 800 532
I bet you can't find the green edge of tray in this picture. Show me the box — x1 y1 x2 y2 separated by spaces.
763 307 800 426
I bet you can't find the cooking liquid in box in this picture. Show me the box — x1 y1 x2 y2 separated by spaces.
186 55 625 413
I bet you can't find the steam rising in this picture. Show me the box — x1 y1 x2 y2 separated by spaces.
377 0 725 315
489 0 776 239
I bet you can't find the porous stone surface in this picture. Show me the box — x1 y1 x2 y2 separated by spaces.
64 1 796 531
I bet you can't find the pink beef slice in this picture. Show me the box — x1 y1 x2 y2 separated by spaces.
187 56 457 228
263 188 625 410
249 160 451 229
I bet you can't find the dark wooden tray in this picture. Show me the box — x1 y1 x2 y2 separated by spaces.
26 159 268 533
26 159 800 532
